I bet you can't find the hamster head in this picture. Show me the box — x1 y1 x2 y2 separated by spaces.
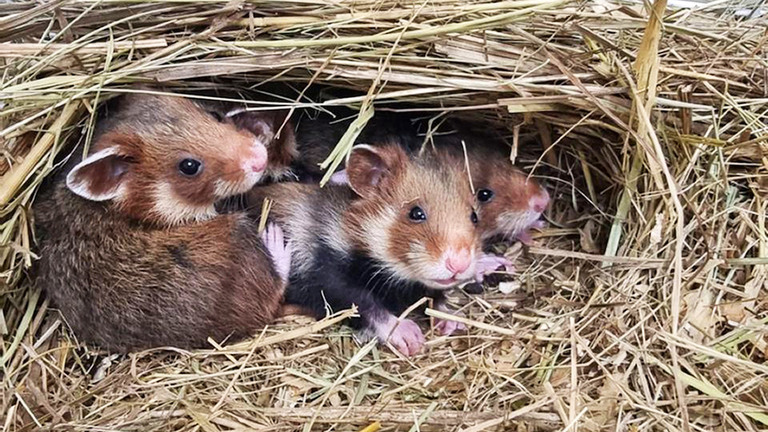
65 92 292 226
346 144 480 290
472 159 549 241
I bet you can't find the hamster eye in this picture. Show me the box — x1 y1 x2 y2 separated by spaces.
178 158 203 177
408 206 427 223
471 210 478 225
477 188 494 203
208 111 224 122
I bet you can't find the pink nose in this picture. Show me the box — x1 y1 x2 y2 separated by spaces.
529 188 550 213
446 249 472 275
249 148 267 173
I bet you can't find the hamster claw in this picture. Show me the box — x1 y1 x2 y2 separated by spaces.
375 316 425 356
329 169 349 185
261 223 291 284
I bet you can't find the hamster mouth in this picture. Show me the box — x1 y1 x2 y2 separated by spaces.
429 276 468 288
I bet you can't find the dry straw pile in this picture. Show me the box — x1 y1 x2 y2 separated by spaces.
2 0 768 430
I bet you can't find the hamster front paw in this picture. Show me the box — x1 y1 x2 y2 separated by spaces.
435 317 467 336
475 253 514 283
372 315 425 356
516 220 546 245
434 302 467 336
261 223 291 284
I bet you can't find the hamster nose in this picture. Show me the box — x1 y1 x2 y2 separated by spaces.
248 148 268 173
529 188 550 213
445 249 472 275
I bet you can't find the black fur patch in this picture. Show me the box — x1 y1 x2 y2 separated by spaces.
167 243 191 268
284 241 442 331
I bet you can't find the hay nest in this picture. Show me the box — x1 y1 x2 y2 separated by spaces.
2 0 768 430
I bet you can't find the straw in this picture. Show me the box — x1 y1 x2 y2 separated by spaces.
2 0 768 430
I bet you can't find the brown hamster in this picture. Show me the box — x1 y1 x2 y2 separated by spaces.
249 144 480 356
33 91 293 352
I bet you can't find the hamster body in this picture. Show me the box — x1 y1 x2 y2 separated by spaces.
33 92 293 352
250 144 480 355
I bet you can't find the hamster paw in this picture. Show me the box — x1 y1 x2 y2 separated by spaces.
375 317 425 356
261 223 291 284
516 221 545 245
435 317 467 336
329 169 349 185
434 303 467 336
475 253 515 283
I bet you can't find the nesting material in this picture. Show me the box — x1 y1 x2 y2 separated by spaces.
2 1 768 430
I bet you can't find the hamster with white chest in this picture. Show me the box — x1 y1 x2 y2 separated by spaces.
33 91 293 352
249 143 480 356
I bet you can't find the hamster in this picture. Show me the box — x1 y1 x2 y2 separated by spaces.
290 110 549 282
249 144 480 356
33 91 294 352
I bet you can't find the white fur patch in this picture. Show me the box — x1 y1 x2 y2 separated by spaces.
360 206 397 265
286 200 316 275
288 198 352 275
490 210 540 240
151 182 217 225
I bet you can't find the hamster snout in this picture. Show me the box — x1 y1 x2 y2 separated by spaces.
431 246 476 287
445 248 472 274
242 139 268 174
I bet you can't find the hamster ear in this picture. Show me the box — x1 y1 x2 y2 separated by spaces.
228 109 297 175
346 144 405 198
66 144 132 202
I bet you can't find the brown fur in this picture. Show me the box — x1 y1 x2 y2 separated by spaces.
33 91 289 352
347 147 477 270
464 153 543 240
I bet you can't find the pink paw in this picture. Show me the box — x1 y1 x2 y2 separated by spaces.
261 223 291 284
530 220 546 230
515 230 534 245
435 318 467 336
475 253 514 283
516 220 545 245
329 169 349 185
376 316 425 356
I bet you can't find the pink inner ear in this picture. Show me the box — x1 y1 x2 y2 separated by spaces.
66 147 131 201
368 166 384 186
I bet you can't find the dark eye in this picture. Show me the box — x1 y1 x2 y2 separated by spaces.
477 188 494 203
408 206 427 222
471 210 478 225
178 158 203 177
208 111 224 122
